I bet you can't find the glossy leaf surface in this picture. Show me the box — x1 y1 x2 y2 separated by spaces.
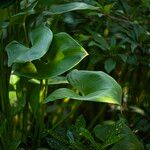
6 25 53 66
13 33 88 78
45 70 122 105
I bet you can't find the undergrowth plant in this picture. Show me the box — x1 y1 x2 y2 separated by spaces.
0 0 147 149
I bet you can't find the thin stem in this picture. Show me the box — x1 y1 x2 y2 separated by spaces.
23 20 29 45
33 79 48 148
21 78 29 142
52 101 82 130
0 35 12 149
88 104 107 130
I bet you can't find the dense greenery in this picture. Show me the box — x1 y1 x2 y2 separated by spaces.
0 0 149 149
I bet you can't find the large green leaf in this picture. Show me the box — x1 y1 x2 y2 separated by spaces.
6 25 53 66
43 2 98 15
13 33 88 79
45 70 122 105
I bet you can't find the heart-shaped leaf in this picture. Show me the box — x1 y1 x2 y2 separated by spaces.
45 70 122 105
43 2 98 15
13 33 88 79
6 25 53 66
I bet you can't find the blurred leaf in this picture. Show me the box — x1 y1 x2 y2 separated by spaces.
94 124 113 142
143 0 150 7
0 0 15 8
9 75 20 86
103 4 114 14
43 2 98 15
6 25 53 66
45 69 122 105
75 115 86 128
7 139 20 150
89 31 109 50
10 1 37 24
13 33 88 78
79 127 101 149
135 119 150 132
146 143 150 150
129 106 145 116
127 55 137 65
118 54 128 62
9 91 17 105
104 58 116 73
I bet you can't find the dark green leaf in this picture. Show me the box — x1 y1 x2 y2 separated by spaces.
104 58 116 73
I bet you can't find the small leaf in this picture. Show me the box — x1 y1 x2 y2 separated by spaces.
104 58 116 73
45 70 122 105
79 128 102 149
75 115 86 128
88 31 109 50
118 54 127 62
43 2 98 15
103 4 114 14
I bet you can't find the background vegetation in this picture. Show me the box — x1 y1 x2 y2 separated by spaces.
0 0 149 149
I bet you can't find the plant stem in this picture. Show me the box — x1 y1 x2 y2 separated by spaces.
0 38 11 148
21 78 29 142
33 79 48 148
52 101 82 130
88 104 107 130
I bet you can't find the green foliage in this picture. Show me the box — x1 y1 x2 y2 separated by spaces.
46 69 122 105
94 119 144 149
11 32 88 78
6 25 53 66
0 0 149 149
44 2 98 15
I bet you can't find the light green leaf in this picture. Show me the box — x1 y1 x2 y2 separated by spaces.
13 33 88 78
48 76 68 84
29 76 68 85
6 25 53 66
103 4 114 14
45 70 122 105
104 58 116 73
43 2 98 15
